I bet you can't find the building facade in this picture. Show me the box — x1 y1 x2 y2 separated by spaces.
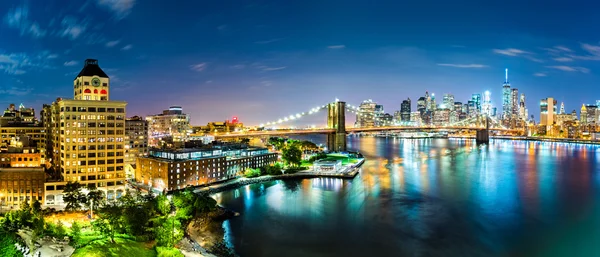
355 100 377 128
540 97 557 126
125 116 148 180
136 147 277 192
147 106 190 147
44 59 127 206
400 98 411 122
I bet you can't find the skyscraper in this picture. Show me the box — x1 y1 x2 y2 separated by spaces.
481 91 492 116
471 94 482 113
559 102 565 115
442 94 454 110
581 104 588 125
540 97 557 126
425 91 431 112
519 93 526 120
429 93 437 111
511 88 519 118
417 97 426 114
502 69 511 120
400 98 411 122
355 100 377 128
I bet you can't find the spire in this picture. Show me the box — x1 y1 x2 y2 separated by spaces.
505 68 508 83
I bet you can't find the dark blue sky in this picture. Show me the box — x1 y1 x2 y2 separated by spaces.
2 0 600 126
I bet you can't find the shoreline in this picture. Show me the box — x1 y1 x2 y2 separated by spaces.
192 158 365 196
450 135 600 145
186 159 365 256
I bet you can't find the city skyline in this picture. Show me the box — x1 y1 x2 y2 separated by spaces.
3 1 600 125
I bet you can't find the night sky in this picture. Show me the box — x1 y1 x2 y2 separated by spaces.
2 1 600 126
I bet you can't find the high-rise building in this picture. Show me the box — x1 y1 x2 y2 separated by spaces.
454 102 463 113
400 98 411 122
581 104 588 125
429 93 437 111
481 91 492 116
146 106 190 148
433 108 450 126
374 105 385 127
442 94 454 110
471 94 482 112
425 92 431 112
417 97 426 114
467 100 477 117
410 111 421 126
511 88 519 118
585 105 598 125
1 103 36 126
502 69 511 120
519 93 526 120
540 97 557 126
355 100 377 128
393 111 402 124
125 116 148 180
44 59 128 205
559 102 565 115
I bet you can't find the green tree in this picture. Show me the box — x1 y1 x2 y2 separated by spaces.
70 221 82 246
244 168 261 178
63 181 85 211
157 195 171 216
92 202 123 243
31 199 42 216
85 184 106 212
282 142 302 167
154 216 184 248
55 221 67 238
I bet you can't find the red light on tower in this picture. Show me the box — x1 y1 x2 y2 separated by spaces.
232 116 238 124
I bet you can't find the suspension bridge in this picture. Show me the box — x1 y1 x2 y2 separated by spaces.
211 100 521 151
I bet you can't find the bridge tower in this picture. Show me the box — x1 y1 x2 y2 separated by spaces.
476 115 490 144
327 101 347 152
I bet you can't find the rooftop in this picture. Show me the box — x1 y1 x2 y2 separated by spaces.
76 59 109 79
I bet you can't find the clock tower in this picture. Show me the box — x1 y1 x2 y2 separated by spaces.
73 59 110 101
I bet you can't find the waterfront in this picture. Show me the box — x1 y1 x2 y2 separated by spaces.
214 136 600 257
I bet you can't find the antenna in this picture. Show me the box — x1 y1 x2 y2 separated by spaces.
505 68 508 83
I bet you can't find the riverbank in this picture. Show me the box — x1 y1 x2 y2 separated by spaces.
450 135 600 145
193 158 364 195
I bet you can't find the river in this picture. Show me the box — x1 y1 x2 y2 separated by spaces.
213 136 600 257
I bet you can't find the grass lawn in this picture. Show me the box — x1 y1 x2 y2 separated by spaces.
325 154 360 165
71 237 156 257
301 160 313 167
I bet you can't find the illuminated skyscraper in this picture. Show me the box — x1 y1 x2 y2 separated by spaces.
481 91 492 116
471 94 481 112
540 97 557 126
355 100 377 128
502 69 511 120
519 93 526 120
400 98 411 122
511 88 519 118
429 93 437 111
425 91 431 112
559 102 565 115
442 94 454 110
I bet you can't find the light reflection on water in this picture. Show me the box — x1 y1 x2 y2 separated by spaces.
213 137 600 257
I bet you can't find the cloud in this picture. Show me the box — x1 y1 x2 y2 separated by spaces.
60 16 87 40
569 43 600 60
230 64 245 69
205 80 213 84
533 72 547 77
493 48 530 56
524 56 544 63
47 54 59 59
255 38 283 44
328 45 346 49
190 63 207 72
553 57 573 62
0 86 32 96
554 46 572 52
121 44 132 50
546 65 589 73
437 63 488 68
0 52 52 74
96 0 135 19
64 60 78 66
105 40 120 47
262 66 286 71
4 5 47 38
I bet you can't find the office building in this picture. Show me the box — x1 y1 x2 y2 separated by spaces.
136 147 277 192
502 69 511 120
400 98 411 122
1 104 36 126
125 116 148 180
442 94 454 110
540 97 557 126
416 97 426 115
585 105 598 125
147 106 190 148
519 94 526 120
511 88 519 118
193 118 244 134
355 100 377 128
481 91 492 116
433 108 450 126
581 104 588 125
44 59 127 205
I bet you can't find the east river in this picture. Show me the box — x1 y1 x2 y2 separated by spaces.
213 136 600 257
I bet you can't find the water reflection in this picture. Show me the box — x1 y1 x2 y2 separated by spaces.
214 138 600 257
